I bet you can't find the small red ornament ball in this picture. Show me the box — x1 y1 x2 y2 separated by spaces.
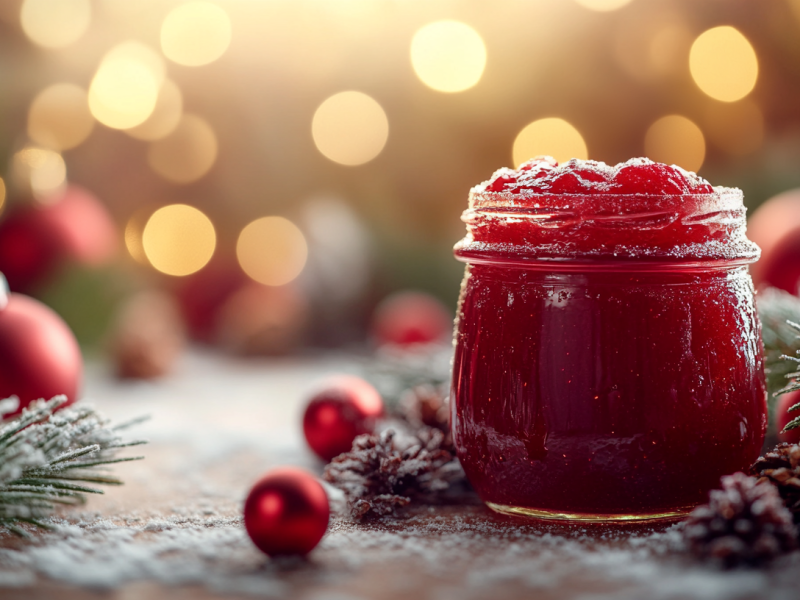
371 291 452 347
777 391 800 444
244 468 330 556
748 189 800 293
0 285 82 417
0 185 117 293
303 376 383 461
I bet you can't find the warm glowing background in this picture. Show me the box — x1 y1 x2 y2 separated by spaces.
0 0 797 347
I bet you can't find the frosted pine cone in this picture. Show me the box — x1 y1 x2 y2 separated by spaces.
683 472 797 568
751 443 800 523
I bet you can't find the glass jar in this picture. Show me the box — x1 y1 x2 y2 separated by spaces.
451 186 767 522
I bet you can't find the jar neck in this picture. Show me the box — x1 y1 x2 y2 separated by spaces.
457 189 761 265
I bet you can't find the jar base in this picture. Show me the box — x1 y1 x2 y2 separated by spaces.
486 502 695 523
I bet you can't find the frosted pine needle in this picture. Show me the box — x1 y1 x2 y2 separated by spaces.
0 395 146 536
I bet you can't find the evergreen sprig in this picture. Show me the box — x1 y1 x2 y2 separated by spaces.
0 395 146 536
758 287 800 397
775 317 800 434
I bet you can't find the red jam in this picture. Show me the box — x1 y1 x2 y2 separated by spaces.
452 158 767 521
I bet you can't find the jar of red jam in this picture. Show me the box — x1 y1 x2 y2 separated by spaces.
452 157 767 522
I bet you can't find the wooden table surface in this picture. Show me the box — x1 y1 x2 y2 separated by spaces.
0 350 798 600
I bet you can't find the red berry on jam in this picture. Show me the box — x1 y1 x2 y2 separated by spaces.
485 176 517 193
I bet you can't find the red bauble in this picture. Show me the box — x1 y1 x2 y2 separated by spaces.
0 285 82 417
371 291 452 347
777 391 800 444
302 376 383 461
174 258 247 342
748 190 800 292
0 185 117 292
243 468 330 556
47 185 118 267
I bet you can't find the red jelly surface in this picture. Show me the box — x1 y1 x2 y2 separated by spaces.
452 158 766 518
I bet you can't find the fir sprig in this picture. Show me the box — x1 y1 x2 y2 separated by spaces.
0 395 146 536
757 287 800 397
776 321 800 433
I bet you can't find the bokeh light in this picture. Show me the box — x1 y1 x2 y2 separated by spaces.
644 115 705 173
125 79 183 141
512 118 588 166
575 0 634 11
689 26 758 102
147 114 218 183
161 1 232 67
312 92 389 166
142 204 216 276
236 217 308 286
704 99 764 156
89 42 165 130
410 21 486 93
20 0 91 49
12 147 67 201
0 178 5 214
124 208 152 265
28 83 95 151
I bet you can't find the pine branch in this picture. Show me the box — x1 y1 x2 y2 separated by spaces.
758 288 800 398
0 395 146 534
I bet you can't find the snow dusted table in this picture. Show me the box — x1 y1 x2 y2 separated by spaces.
1 350 800 600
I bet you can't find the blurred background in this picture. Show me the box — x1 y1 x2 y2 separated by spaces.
1 0 800 370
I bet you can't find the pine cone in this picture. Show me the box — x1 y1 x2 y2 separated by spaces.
396 384 454 452
751 443 800 523
398 384 449 429
323 428 466 520
109 291 185 379
683 472 797 568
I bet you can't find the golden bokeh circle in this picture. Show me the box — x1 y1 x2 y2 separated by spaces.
123 208 154 265
312 91 389 166
644 115 706 173
12 147 67 201
410 21 487 93
125 79 183 141
0 178 6 215
142 204 216 276
89 43 165 130
512 118 588 167
161 1 232 67
575 0 634 11
147 114 218 183
236 217 308 286
28 83 95 151
20 0 91 49
689 26 758 102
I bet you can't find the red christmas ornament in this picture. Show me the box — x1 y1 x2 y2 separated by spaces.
47 185 118 267
777 390 800 444
174 258 247 342
0 185 117 292
303 376 383 461
371 291 452 347
0 277 82 417
243 467 330 556
748 189 800 293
